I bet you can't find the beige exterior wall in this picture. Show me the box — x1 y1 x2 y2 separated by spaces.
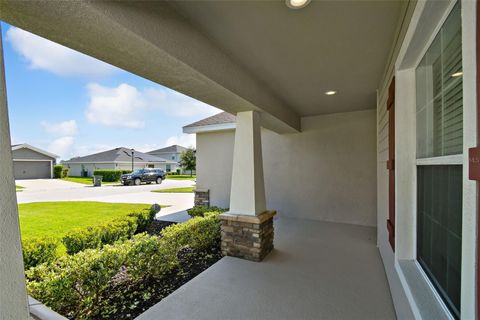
197 109 378 226
196 130 235 209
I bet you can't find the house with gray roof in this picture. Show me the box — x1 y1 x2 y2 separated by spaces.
12 144 58 179
147 145 187 163
147 144 190 173
62 147 176 177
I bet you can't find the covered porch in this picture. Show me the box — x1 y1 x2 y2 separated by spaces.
1 0 478 319
138 217 394 320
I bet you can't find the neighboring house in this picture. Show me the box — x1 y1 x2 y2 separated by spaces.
11 144 58 179
2 2 480 320
146 144 190 173
62 147 176 177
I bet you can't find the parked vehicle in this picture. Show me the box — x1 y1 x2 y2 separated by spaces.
121 168 166 186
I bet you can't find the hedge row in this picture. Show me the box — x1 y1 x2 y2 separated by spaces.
62 208 156 255
22 238 58 270
26 212 221 319
92 170 125 182
187 205 227 218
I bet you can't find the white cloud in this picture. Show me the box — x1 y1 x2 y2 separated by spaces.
6 27 117 77
48 136 74 158
85 83 220 129
165 134 196 149
144 88 221 118
86 83 147 128
41 120 78 136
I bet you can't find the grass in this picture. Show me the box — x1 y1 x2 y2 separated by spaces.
18 202 153 253
152 186 195 193
16 185 25 192
166 174 196 181
62 176 118 185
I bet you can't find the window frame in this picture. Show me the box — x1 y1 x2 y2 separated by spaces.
413 2 463 318
391 0 477 319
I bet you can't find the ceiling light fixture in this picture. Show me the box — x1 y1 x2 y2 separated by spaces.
286 0 311 9
451 71 463 77
325 91 337 96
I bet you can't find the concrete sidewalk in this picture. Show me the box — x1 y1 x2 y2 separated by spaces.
16 179 195 215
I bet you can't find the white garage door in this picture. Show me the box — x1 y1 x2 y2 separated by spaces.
13 161 51 179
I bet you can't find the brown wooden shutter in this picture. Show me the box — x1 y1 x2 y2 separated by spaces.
387 77 395 251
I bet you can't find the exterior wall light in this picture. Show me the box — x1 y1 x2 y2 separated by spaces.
325 91 337 95
286 0 311 9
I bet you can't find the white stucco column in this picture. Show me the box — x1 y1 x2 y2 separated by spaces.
0 26 30 319
229 110 266 215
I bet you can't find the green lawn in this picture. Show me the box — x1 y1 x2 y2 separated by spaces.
62 176 118 185
152 186 195 193
166 175 196 181
18 202 152 243
16 185 25 192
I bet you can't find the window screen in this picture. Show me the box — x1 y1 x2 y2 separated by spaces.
417 165 462 318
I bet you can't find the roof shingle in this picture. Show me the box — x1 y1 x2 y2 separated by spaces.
63 147 173 163
183 112 236 128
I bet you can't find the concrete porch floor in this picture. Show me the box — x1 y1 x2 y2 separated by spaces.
137 218 395 320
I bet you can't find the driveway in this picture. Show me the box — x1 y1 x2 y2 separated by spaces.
15 179 195 217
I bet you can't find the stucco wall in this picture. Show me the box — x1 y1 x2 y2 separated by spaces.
196 130 235 209
197 109 378 226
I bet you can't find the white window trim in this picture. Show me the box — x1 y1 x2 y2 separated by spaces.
392 0 474 319
416 154 463 166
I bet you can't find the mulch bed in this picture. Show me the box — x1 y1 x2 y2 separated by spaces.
93 221 223 320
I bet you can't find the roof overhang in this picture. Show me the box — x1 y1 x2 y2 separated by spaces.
12 144 59 159
183 122 236 134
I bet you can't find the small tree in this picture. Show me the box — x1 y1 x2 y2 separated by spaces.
179 148 196 176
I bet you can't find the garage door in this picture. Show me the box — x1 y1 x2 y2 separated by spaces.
13 161 51 179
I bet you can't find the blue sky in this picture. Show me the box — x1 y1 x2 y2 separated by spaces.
1 22 220 160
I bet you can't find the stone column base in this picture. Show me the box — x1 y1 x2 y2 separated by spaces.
194 189 209 206
219 211 276 262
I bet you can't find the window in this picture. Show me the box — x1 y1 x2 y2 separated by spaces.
415 3 462 318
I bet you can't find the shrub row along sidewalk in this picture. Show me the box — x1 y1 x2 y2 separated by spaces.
22 207 157 269
26 209 223 320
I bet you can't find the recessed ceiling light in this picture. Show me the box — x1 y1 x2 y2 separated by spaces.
451 71 463 77
325 91 337 96
286 0 311 9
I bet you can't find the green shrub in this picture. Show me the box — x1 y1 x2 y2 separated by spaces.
26 212 222 318
53 165 63 179
176 169 181 174
63 218 136 255
62 208 155 255
26 243 129 319
121 170 132 174
92 170 123 182
61 167 69 178
187 205 227 218
124 233 177 281
127 208 156 233
161 211 221 251
22 237 58 270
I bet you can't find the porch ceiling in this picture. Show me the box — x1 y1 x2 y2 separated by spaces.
0 1 406 131
170 0 406 116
